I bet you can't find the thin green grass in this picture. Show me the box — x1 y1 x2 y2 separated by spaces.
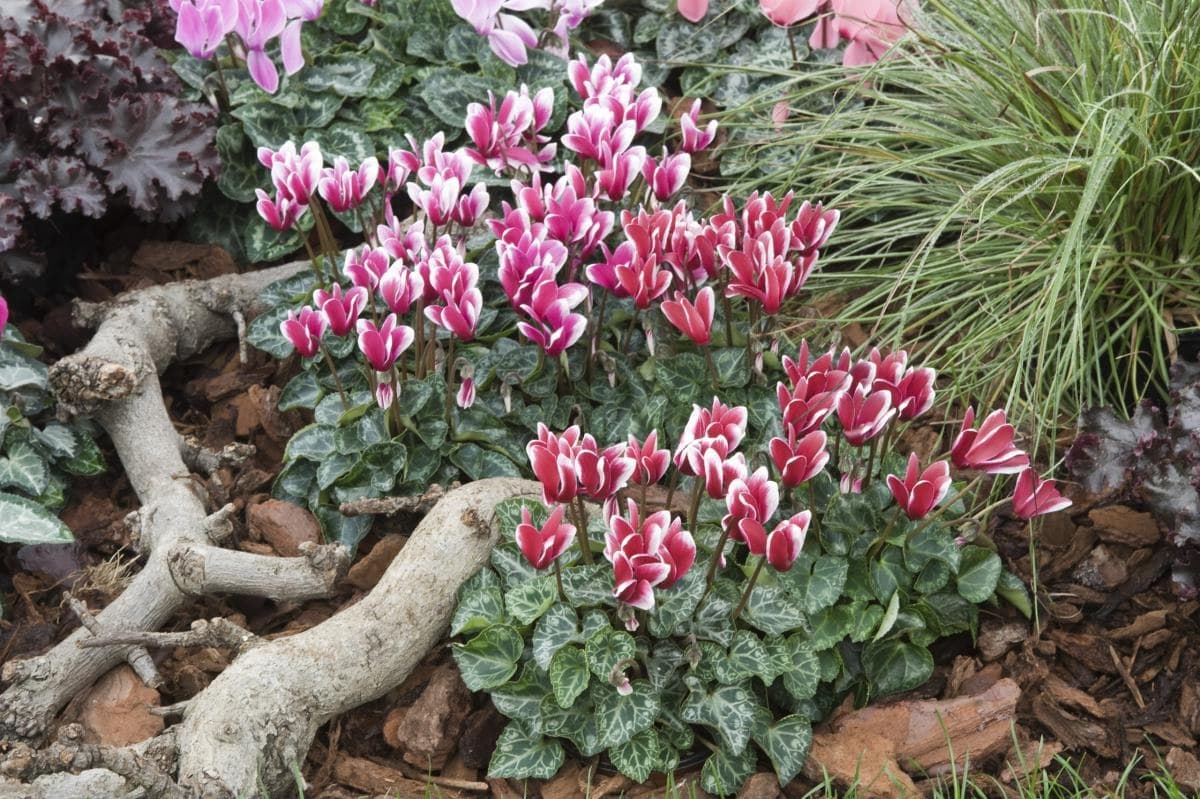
720 0 1200 446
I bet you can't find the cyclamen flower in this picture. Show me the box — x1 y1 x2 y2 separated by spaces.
423 246 483 341
343 245 391 292
173 0 238 59
625 431 670 486
0 294 7 333
679 99 718 152
575 436 636 502
450 0 541 66
660 286 714 346
887 453 951 520
673 398 748 475
516 505 576 570
776 371 849 434
950 407 1030 474
759 0 817 26
568 53 642 103
379 263 424 315
738 511 811 572
516 279 588 357
464 86 556 173
234 0 288 93
643 149 691 201
790 200 840 255
604 500 696 615
255 189 302 231
596 146 647 201
724 466 781 538
611 246 672 309
702 449 747 499
313 283 368 337
453 182 491 227
457 375 476 409
678 0 706 21
769 428 829 489
318 156 381 213
355 314 414 372
280 306 325 358
409 172 463 227
259 140 323 202
527 423 582 505
836 386 896 446
1012 468 1072 520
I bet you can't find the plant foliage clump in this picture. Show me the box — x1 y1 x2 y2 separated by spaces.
0 0 219 266
729 0 1200 434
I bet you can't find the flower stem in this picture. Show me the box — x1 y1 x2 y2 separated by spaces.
320 343 349 409
553 558 567 603
686 478 704 538
703 345 719 390
732 557 766 621
703 526 731 590
300 234 325 289
664 467 681 512
620 309 640 354
572 498 594 565
444 337 456 430
902 472 987 545
862 437 879 491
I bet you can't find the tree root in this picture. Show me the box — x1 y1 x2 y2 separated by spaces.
0 258 544 799
0 261 306 741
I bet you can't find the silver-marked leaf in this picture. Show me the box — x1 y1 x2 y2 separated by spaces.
781 636 820 701
316 451 357 489
862 639 934 698
807 604 853 650
870 546 910 603
699 740 756 796
608 728 661 784
561 563 614 607
246 305 294 358
532 602 579 669
874 591 901 642
956 546 1002 603
451 585 506 636
285 424 337 461
0 440 48 496
0 491 73 544
33 423 76 459
487 720 564 780
905 523 961 572
648 568 704 637
741 583 805 637
753 714 812 785
688 585 735 647
805 555 848 614
279 370 323 411
647 640 685 690
58 428 104 476
453 625 523 691
761 636 793 684
505 574 557 625
490 543 537 588
0 363 48 392
539 694 602 756
490 665 551 728
681 682 760 755
594 680 660 750
585 627 636 680
723 629 771 684
712 346 750 387
494 496 549 542
848 602 885 643
549 645 589 709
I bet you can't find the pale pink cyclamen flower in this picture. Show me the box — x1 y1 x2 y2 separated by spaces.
259 140 323 202
568 53 642 103
679 99 718 152
515 279 589 357
516 505 576 569
173 0 238 59
626 431 670 486
379 263 424 315
660 286 715 346
457 375 476 409
0 293 8 333
526 423 582 505
464 85 556 173
450 0 542 66
1011 468 1072 520
374 376 395 411
234 0 288 93
677 0 706 21
313 283 368 337
759 0 817 26
280 306 325 358
950 407 1030 474
355 314 414 372
887 453 951 520
318 156 381 213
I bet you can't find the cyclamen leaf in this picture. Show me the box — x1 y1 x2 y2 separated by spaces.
781 636 820 701
487 721 564 780
805 555 849 614
0 491 73 544
453 625 523 691
532 603 580 670
0 363 48 392
608 728 661 784
58 428 104 476
539 694 603 756
494 497 549 542
806 604 852 651
700 745 756 797
285 424 338 461
33 422 76 459
648 568 705 637
490 665 550 728
450 585 506 636
956 546 1002 603
996 570 1032 618
594 680 660 750
505 575 556 625
862 639 935 698
681 682 760 755
722 629 771 684
561 563 614 607
549 646 589 708
754 714 813 785
585 627 636 680
741 583 805 637
0 440 49 496
278 371 323 411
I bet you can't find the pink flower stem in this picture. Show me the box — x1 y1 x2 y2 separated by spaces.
444 337 456 431
571 498 594 565
639 481 647 511
720 284 735 347
664 467 681 512
388 367 403 436
832 434 842 475
412 302 426 379
703 526 731 591
862 437 879 491
300 233 327 291
807 481 822 537
686 478 704 539
586 290 609 382
319 343 349 408
732 556 766 621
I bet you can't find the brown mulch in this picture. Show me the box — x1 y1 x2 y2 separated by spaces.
2 242 1198 798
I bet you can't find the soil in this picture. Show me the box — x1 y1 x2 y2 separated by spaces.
2 245 1197 799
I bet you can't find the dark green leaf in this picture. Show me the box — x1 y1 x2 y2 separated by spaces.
0 440 48 496
594 680 660 749
862 639 934 698
487 721 564 780
681 682 760 755
781 635 820 700
451 585 506 636
0 491 73 544
453 625 524 691
532 602 580 669
956 546 1002 602
279 370 323 411
700 745 756 796
549 645 589 708
585 627 636 680
753 714 812 785
505 574 557 625
490 665 550 727
608 728 661 784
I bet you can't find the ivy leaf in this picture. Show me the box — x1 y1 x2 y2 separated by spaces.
505 574 557 625
450 584 506 636
453 625 524 691
956 546 1002 602
585 627 636 680
699 742 756 796
862 639 934 698
487 720 564 780
681 682 760 755
0 491 73 544
532 602 580 669
549 645 589 709
594 680 660 750
754 715 813 785
0 440 49 496
608 728 661 784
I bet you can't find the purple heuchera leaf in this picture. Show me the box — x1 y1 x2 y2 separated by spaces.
14 157 107 219
1065 403 1159 494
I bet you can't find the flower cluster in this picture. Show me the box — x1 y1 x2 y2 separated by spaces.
170 0 322 92
450 0 605 66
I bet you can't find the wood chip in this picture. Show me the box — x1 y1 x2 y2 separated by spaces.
1087 506 1161 547
1109 609 1168 640
1031 693 1117 758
